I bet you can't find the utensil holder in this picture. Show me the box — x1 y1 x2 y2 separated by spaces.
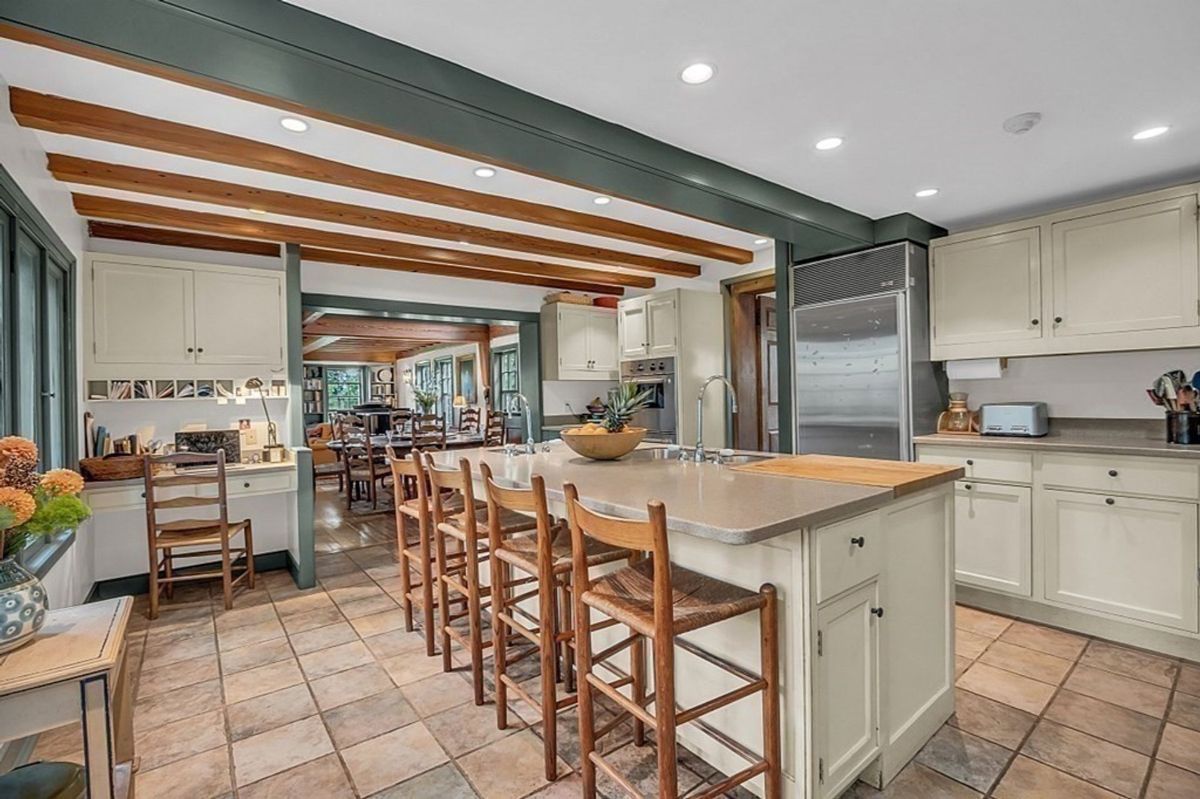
1166 411 1200 445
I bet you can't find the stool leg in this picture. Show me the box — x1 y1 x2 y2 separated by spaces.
467 543 486 705
398 515 415 632
163 549 174 599
245 521 256 590
573 600 599 799
434 526 454 673
419 511 437 657
761 585 782 799
557 576 576 693
148 550 160 620
538 562 559 781
493 558 510 730
653 632 677 799
631 632 647 747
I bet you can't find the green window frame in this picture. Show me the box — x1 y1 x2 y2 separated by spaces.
491 345 519 413
433 356 453 420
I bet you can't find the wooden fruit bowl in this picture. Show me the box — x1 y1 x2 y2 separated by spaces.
560 427 647 461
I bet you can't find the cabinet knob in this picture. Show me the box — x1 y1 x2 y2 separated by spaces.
849 536 865 548
871 607 885 618
1105 497 1115 506
1108 469 1118 477
965 459 974 466
187 347 194 353
963 483 973 490
197 347 205 353
1031 318 1039 326
1054 316 1063 324
244 482 251 488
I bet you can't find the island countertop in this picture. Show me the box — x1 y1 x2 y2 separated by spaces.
426 442 960 545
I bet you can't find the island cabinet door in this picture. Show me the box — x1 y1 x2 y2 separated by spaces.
814 581 880 799
1041 489 1199 633
955 481 1032 596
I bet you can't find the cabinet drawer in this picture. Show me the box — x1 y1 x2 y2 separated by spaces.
228 471 296 497
1037 453 1199 500
917 446 1032 484
815 514 882 603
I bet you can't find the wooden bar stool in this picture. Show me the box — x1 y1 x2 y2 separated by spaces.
563 483 781 799
388 446 440 655
480 462 633 780
425 455 539 704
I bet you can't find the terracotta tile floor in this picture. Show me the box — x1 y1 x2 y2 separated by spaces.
30 487 1200 797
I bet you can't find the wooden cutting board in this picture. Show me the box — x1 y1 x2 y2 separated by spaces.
733 454 964 497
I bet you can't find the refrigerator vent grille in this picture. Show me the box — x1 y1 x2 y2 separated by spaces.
791 243 909 308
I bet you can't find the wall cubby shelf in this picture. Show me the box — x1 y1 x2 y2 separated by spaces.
86 378 288 402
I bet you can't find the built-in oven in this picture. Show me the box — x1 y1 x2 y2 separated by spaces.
621 357 677 443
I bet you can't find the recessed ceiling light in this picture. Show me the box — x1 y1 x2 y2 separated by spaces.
914 188 939 198
754 238 770 245
473 166 496 178
1133 125 1169 141
680 63 715 85
279 116 309 133
593 196 612 206
815 137 844 151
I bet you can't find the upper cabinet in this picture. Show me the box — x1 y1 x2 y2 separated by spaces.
930 184 1200 360
87 255 287 378
618 290 679 360
540 303 619 380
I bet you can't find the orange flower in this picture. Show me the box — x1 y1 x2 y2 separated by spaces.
41 468 85 497
0 436 37 465
0 487 36 527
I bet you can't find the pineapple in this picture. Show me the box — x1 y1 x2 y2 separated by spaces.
602 383 654 432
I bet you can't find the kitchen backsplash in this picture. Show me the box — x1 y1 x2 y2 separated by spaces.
948 347 1200 419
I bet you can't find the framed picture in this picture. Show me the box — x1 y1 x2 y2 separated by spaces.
457 354 476 404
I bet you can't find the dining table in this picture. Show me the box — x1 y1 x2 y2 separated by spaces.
325 431 486 454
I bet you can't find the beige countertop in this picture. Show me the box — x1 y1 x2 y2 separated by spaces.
83 459 297 493
426 441 957 545
914 418 1200 460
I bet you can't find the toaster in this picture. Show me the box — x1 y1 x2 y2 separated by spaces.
979 402 1048 437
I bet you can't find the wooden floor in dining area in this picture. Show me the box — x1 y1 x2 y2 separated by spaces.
28 484 1200 798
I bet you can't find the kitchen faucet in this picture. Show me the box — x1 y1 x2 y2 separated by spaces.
693 375 738 462
509 392 537 454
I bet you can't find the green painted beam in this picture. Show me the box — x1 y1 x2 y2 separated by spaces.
773 241 794 453
284 243 315 589
873 213 947 246
0 0 877 250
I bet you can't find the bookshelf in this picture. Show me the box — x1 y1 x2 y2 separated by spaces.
302 365 327 425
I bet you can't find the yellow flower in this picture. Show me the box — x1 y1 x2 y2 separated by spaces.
41 469 85 497
0 487 36 527
0 436 37 465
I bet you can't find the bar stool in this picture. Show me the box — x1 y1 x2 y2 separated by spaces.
563 483 781 799
425 455 539 704
388 446 445 655
480 462 633 780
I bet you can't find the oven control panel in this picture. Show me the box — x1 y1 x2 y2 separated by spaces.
621 357 675 378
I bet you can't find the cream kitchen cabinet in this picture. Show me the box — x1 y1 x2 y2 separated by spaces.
930 182 1200 360
540 303 618 380
954 481 1032 596
86 254 287 378
617 290 679 360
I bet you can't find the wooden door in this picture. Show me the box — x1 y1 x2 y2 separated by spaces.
816 581 880 798
930 227 1042 347
757 297 780 451
645 293 679 356
955 481 1032 596
92 260 194 364
587 309 619 375
1041 489 1198 632
618 298 647 359
193 270 284 366
1050 195 1199 337
556 305 591 372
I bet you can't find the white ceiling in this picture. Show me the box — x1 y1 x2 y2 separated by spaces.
0 38 769 293
284 0 1200 230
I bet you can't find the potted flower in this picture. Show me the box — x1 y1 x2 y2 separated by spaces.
0 436 90 654
412 385 439 415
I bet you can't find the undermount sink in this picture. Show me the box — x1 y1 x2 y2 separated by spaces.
624 447 770 465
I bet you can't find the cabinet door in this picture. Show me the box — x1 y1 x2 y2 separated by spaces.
193 270 285 366
1050 195 1199 337
92 260 195 364
556 305 592 372
1042 489 1198 632
930 228 1042 346
618 298 647 359
646 294 679 356
955 481 1032 596
816 582 879 799
587 310 619 374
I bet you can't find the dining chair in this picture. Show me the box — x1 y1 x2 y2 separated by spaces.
142 450 255 619
484 411 506 447
389 408 413 436
412 413 446 450
340 413 389 510
459 406 482 434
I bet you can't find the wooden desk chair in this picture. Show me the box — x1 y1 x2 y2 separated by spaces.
481 462 633 780
563 483 781 799
142 450 255 619
424 455 539 704
484 411 506 446
412 413 446 450
339 414 389 510
459 406 482 434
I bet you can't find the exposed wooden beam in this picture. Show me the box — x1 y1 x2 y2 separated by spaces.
11 88 750 263
87 220 281 257
304 350 396 364
301 310 325 326
298 248 623 296
72 194 653 289
302 335 341 354
488 324 519 339
54 155 699 277
305 315 489 343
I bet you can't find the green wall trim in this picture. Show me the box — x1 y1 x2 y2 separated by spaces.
0 0 877 250
87 550 291 602
773 242 794 453
285 244 315 589
873 213 948 246
517 320 543 441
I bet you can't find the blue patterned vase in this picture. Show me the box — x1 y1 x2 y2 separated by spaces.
0 558 48 655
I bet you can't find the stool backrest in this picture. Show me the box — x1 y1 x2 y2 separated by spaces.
480 462 554 561
423 454 481 533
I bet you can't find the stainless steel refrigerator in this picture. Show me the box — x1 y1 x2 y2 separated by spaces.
791 242 945 460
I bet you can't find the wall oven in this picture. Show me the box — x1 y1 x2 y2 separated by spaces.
621 357 677 443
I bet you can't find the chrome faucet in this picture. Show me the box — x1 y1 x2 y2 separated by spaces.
693 375 738 462
509 392 537 454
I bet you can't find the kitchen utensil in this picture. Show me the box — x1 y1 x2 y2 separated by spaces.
1154 374 1179 410
1166 411 1200 445
1147 388 1166 407
1179 384 1198 412
935 392 980 435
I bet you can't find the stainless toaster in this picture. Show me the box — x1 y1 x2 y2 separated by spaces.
979 402 1049 437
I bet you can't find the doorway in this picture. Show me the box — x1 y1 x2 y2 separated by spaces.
725 272 780 452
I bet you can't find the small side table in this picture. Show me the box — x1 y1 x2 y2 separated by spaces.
0 597 134 799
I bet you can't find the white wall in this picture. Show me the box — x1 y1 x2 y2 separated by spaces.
543 380 616 416
949 347 1200 419
396 342 484 407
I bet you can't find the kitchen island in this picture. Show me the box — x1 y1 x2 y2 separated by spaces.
427 442 962 799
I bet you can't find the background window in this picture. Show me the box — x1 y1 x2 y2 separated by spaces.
491 346 519 413
325 366 365 411
433 357 453 420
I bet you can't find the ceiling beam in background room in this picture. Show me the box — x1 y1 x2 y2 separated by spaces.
72 194 653 289
303 315 490 344
11 88 749 264
52 155 701 277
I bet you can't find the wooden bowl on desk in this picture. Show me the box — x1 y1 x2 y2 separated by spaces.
560 426 646 460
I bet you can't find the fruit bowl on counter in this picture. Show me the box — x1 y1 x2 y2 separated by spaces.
560 423 647 460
